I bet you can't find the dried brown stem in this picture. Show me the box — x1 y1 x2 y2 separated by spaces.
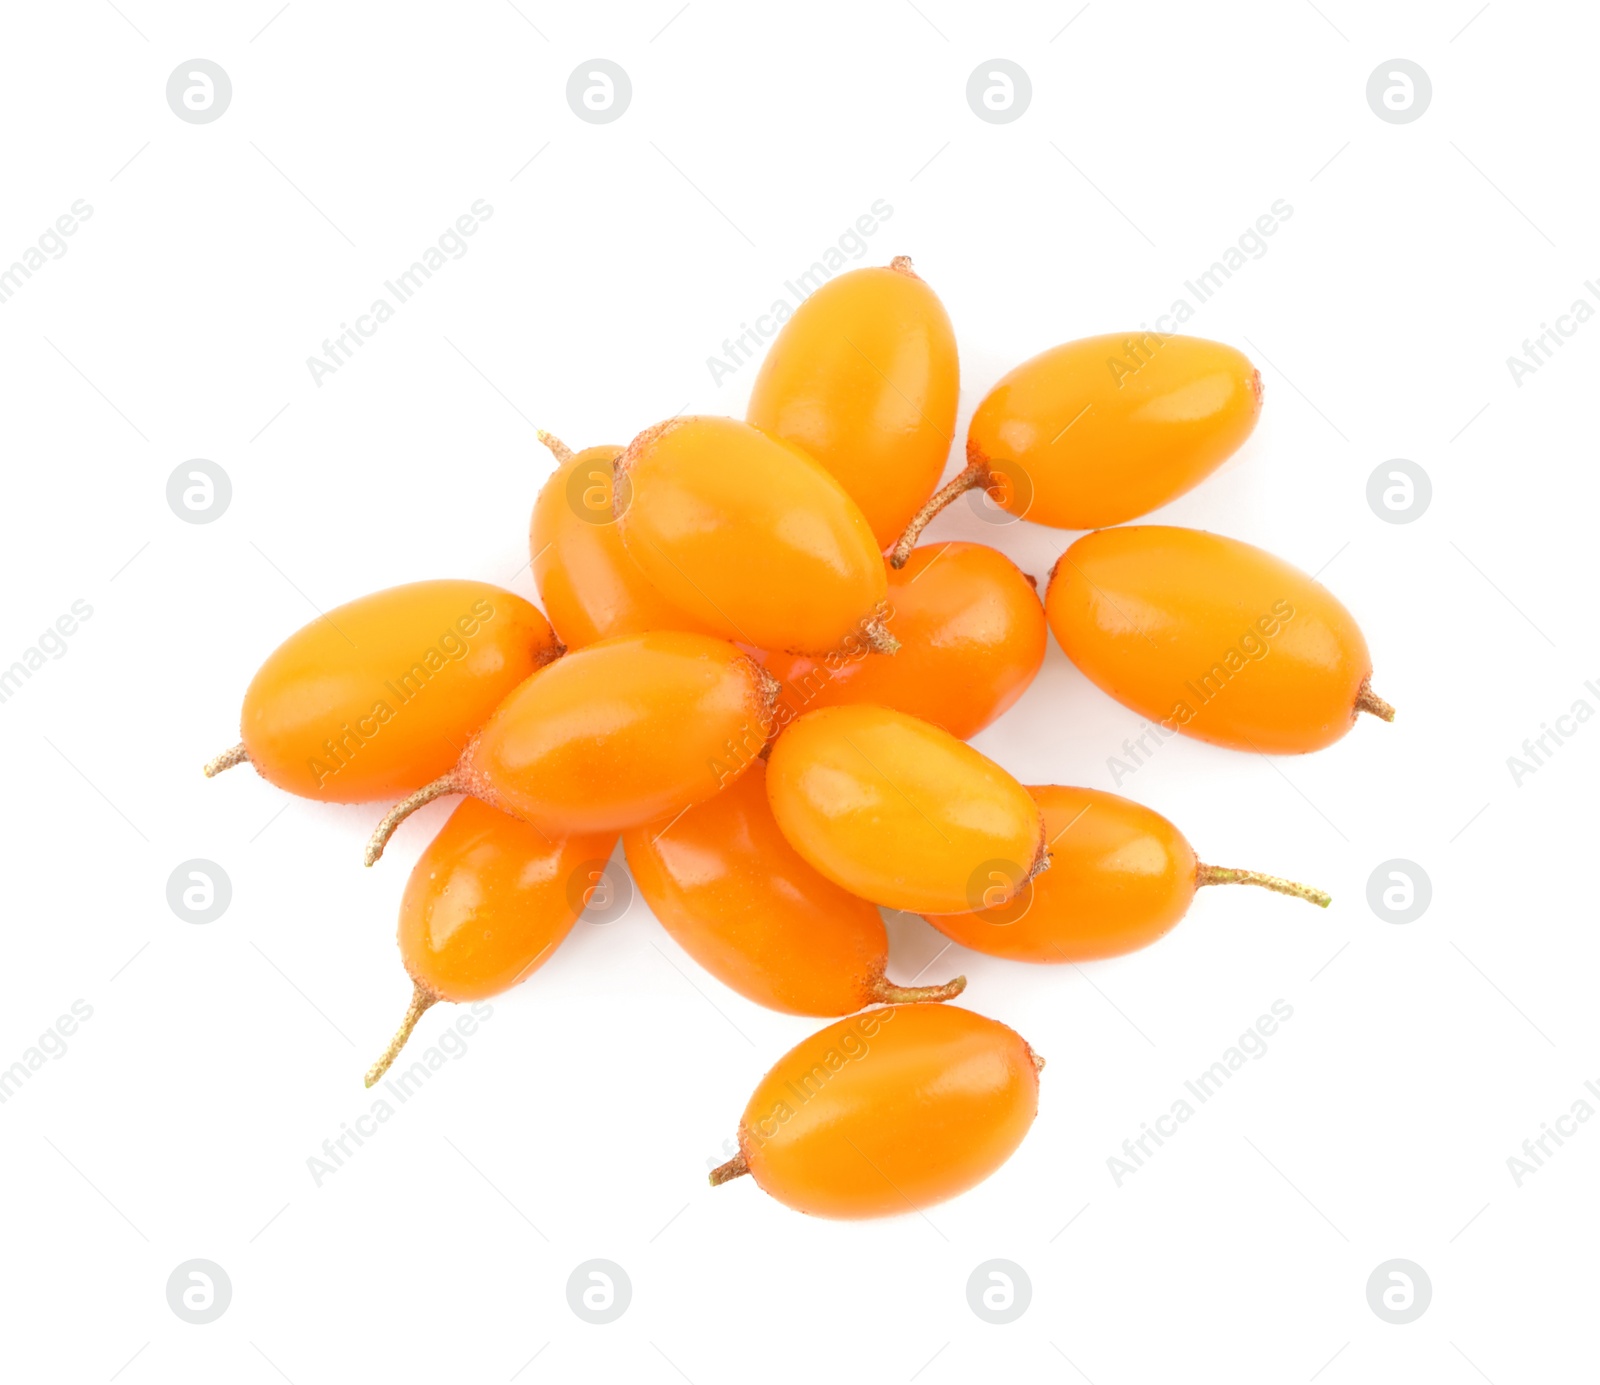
869 973 967 1006
862 616 901 655
365 979 439 1087
203 742 249 777
537 430 574 464
709 1151 750 1186
889 460 991 568
1196 863 1331 908
888 255 920 280
364 772 466 866
1355 676 1395 723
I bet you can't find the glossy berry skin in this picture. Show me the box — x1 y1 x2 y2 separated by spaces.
530 443 714 648
235 580 559 803
765 705 1044 915
624 761 963 1016
763 542 1046 740
719 1004 1040 1219
1046 526 1386 754
968 334 1261 530
925 786 1197 962
747 259 959 548
616 416 890 655
463 631 776 834
401 799 615 1001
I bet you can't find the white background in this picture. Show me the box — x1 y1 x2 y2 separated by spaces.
1 2 1594 1381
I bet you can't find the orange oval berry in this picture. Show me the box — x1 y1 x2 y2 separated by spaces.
529 433 714 648
764 541 1046 740
765 705 1044 915
365 631 777 862
710 1004 1041 1219
624 760 965 1016
207 580 559 803
364 797 615 1085
1045 525 1393 754
747 257 959 548
616 415 893 655
890 334 1260 564
925 785 1328 963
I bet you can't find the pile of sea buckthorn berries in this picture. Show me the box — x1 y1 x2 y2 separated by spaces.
209 257 1390 1219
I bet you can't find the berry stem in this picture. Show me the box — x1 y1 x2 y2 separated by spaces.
888 254 921 280
709 1151 750 1186
364 772 466 866
1196 863 1331 908
862 616 901 655
889 459 991 569
203 742 249 777
365 979 438 1087
869 972 967 1006
537 430 574 464
1355 676 1395 722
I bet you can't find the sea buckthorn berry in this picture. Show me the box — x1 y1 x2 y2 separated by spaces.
616 415 895 656
709 1004 1041 1218
1045 525 1393 754
530 432 715 648
747 256 959 548
624 760 966 1016
763 541 1046 740
364 798 615 1086
204 580 560 803
365 631 779 864
925 785 1329 963
765 705 1045 915
890 334 1260 563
